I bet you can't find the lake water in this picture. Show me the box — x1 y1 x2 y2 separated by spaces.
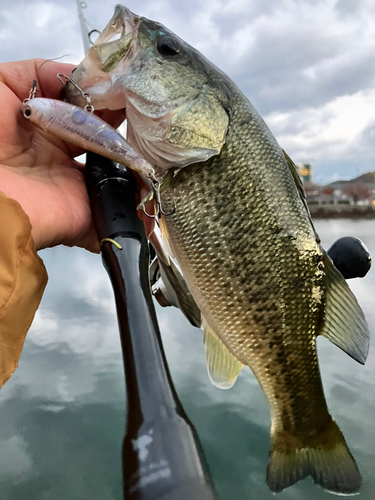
0 219 374 500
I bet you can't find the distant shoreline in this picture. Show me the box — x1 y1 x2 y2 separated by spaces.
309 204 375 219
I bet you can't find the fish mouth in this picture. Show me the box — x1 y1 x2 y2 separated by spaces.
86 5 138 73
61 5 139 109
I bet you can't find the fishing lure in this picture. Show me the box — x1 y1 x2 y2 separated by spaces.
21 76 169 214
22 97 156 182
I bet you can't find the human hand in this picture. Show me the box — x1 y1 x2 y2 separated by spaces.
0 59 125 252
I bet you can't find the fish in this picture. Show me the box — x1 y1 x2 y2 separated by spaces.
64 5 370 494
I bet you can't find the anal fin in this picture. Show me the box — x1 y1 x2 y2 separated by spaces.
319 252 370 364
203 320 244 390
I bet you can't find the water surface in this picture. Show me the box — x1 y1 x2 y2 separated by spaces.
0 219 374 499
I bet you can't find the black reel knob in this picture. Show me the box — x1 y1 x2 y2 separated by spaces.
327 236 371 279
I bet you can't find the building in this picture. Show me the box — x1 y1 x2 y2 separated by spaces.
298 163 313 183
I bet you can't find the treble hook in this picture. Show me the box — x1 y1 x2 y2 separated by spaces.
137 187 156 219
148 173 175 217
160 203 175 217
137 174 175 218
57 73 94 113
141 206 156 219
23 79 37 103
23 56 70 104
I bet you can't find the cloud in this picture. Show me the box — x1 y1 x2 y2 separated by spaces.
0 1 82 64
266 88 375 160
1 0 374 182
335 0 363 16
356 120 375 152
209 0 375 114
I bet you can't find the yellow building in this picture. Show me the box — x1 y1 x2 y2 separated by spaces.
298 164 313 182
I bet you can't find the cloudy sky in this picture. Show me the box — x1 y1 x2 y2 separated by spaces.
1 0 375 184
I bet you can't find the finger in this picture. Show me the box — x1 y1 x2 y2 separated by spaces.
0 59 75 102
0 59 126 127
0 59 126 162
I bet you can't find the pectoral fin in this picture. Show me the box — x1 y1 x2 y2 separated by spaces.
158 257 201 328
203 320 244 389
319 252 370 364
149 230 170 266
158 215 175 259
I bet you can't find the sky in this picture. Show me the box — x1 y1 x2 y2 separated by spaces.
1 0 375 184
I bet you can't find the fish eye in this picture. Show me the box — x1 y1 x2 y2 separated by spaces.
157 37 180 57
23 107 32 118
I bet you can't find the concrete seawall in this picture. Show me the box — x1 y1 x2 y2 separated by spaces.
309 204 375 219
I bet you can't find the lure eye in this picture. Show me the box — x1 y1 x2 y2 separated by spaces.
23 107 32 118
157 37 180 57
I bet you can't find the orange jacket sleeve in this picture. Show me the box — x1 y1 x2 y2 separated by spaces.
0 191 47 388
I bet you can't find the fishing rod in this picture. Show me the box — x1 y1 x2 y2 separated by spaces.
85 153 216 500
75 0 92 53
75 3 217 499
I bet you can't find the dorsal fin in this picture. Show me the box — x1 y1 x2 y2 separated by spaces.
203 319 244 389
283 150 320 243
282 151 370 363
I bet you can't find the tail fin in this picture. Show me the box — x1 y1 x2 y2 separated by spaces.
266 420 362 494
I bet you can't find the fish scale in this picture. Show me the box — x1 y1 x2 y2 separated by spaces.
160 92 328 438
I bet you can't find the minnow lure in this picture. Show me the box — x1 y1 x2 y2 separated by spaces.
21 97 158 189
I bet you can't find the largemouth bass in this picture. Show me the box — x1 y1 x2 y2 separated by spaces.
65 5 370 494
